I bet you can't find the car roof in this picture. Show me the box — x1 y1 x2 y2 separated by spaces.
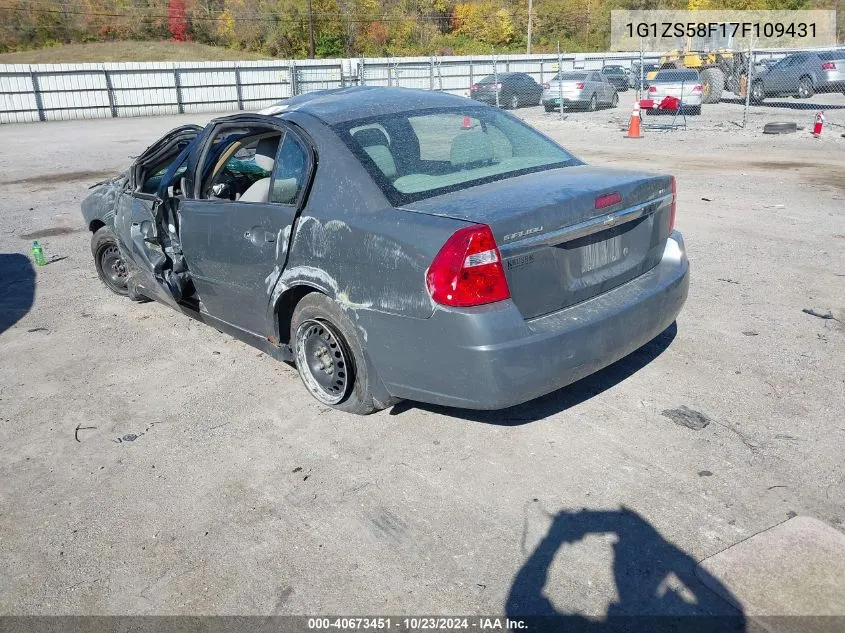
275 86 475 124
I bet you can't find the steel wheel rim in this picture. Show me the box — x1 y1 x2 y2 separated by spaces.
510 94 519 108
798 79 811 98
295 319 349 405
100 244 127 290
752 83 763 100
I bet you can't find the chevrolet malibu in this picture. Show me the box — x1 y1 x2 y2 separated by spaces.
81 87 689 414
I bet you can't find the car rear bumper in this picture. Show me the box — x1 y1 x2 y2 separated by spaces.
542 96 588 107
362 232 689 410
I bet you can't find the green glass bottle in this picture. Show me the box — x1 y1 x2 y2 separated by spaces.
31 240 46 266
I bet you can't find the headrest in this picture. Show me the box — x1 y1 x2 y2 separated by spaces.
254 136 280 171
450 131 493 167
353 127 390 148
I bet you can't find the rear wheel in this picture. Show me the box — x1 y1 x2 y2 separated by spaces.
544 103 556 113
291 293 387 415
611 92 619 108
796 76 814 99
91 226 128 296
699 68 724 104
588 94 598 111
685 105 702 115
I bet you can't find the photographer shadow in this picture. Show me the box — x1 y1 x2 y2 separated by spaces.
506 507 746 633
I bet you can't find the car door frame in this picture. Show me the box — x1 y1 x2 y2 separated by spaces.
113 125 203 309
177 113 317 338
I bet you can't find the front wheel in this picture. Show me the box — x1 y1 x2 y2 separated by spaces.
796 76 814 99
91 226 128 296
291 293 389 415
611 92 619 107
509 93 519 109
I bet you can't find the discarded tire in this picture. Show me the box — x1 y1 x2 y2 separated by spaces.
763 122 798 135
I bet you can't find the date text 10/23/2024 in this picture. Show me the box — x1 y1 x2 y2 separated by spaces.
307 617 529 630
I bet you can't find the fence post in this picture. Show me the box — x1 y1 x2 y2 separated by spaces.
557 43 564 120
493 53 500 108
173 67 184 114
102 67 117 118
539 60 543 85
360 56 365 86
742 39 753 128
469 59 474 92
290 60 299 96
234 66 244 110
429 56 435 91
30 70 45 122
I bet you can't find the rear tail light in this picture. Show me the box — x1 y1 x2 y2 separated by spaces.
494 83 502 91
575 82 585 89
595 192 622 209
426 224 511 307
669 176 677 232
648 85 657 93
822 61 836 70
470 83 479 91
692 84 702 92
542 82 550 89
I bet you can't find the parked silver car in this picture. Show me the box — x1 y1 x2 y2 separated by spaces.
751 50 845 102
645 70 703 115
542 71 618 112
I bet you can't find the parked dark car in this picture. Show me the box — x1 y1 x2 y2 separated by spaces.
601 65 630 91
751 50 845 102
82 87 688 414
631 63 660 90
470 72 544 109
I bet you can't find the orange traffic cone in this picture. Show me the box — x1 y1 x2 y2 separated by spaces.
625 102 642 139
462 115 472 129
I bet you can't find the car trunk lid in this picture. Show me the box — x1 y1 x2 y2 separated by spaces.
405 166 674 319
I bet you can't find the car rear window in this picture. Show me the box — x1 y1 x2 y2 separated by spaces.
654 70 699 82
603 67 625 74
553 72 587 81
336 107 579 206
819 50 845 60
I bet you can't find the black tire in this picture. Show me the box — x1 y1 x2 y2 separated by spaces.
699 68 724 104
685 105 701 115
588 94 598 112
91 226 129 296
509 93 519 109
290 293 386 415
544 103 556 113
750 80 765 104
796 76 814 99
611 92 619 108
762 122 798 135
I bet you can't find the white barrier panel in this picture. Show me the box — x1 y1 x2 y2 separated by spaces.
0 49 819 124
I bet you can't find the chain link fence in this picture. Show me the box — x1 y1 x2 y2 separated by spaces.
2 48 843 135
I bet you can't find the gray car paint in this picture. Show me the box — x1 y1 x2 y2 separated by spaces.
81 86 688 410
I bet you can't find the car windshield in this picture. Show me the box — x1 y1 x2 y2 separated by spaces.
603 67 625 74
653 70 699 83
336 107 578 206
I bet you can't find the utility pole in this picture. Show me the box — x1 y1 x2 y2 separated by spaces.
307 0 316 59
526 0 533 54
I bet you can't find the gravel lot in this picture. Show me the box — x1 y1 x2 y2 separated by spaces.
1 92 843 620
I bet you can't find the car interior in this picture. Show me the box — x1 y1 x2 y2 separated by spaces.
348 111 573 197
200 127 306 205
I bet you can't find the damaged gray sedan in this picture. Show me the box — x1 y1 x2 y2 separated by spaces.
82 87 688 414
